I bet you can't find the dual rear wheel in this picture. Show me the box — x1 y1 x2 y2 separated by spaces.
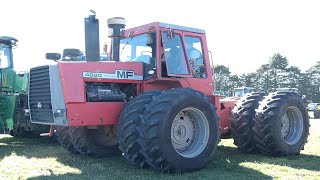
232 92 309 156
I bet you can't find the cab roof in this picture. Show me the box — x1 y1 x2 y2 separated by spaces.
125 22 205 35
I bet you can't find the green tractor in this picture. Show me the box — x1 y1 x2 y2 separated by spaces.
0 36 49 137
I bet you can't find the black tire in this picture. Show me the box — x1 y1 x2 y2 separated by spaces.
55 126 79 154
137 88 220 172
10 128 37 138
10 127 27 137
118 90 161 167
231 93 267 153
314 110 320 119
253 92 310 156
69 126 120 157
220 130 232 139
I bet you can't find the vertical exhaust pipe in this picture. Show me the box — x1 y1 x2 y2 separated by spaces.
107 17 126 61
85 12 100 62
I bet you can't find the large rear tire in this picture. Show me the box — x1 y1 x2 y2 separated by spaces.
137 88 219 172
69 126 120 157
55 126 79 154
231 93 267 153
118 90 161 167
253 92 309 156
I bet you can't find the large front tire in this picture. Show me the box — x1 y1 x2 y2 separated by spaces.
253 92 309 156
55 126 79 154
69 126 120 157
138 88 219 172
231 93 267 153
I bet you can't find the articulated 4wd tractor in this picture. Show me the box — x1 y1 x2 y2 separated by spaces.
0 36 49 137
29 14 309 172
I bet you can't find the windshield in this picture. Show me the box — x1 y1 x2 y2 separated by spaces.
234 89 245 97
0 43 12 69
119 32 156 66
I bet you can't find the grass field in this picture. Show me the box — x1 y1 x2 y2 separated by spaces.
1 118 320 180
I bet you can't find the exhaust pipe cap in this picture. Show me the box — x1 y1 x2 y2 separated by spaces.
107 17 126 27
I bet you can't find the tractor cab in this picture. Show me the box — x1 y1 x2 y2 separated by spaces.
104 17 214 95
0 36 15 70
0 36 27 93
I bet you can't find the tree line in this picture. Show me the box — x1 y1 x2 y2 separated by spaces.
214 53 320 102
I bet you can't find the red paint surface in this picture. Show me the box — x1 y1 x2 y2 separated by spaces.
67 102 125 126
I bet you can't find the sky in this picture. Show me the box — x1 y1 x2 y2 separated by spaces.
1 0 319 75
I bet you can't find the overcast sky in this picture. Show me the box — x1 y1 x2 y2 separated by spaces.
1 0 319 74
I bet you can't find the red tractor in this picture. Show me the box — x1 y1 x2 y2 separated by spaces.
29 14 309 172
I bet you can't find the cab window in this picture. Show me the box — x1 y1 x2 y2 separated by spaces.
184 36 206 78
0 43 11 69
119 32 156 67
162 32 189 76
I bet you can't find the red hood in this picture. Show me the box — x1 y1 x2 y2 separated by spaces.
57 61 144 103
58 61 144 78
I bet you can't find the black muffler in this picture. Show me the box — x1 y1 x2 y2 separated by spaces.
84 12 100 62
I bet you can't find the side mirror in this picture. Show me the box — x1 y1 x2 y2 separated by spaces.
46 53 61 61
167 27 175 40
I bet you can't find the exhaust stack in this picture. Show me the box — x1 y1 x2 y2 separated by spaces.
85 12 100 62
107 17 126 61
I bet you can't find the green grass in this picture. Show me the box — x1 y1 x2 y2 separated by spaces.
1 119 320 180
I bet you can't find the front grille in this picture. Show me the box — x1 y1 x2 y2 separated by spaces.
29 66 54 123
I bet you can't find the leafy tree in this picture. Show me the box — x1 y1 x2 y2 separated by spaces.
214 65 231 95
305 61 320 102
281 66 301 88
214 65 240 96
213 55 319 102
268 53 289 89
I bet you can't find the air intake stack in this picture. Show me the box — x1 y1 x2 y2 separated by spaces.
107 17 126 61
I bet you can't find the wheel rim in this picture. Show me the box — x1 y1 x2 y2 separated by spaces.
280 106 304 145
171 107 209 158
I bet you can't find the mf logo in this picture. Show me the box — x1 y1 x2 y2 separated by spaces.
37 102 42 109
116 70 134 79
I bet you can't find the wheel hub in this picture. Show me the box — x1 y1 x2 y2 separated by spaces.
171 107 209 158
171 112 195 151
281 113 290 137
280 106 304 145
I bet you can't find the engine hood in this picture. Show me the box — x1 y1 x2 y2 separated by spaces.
58 61 144 81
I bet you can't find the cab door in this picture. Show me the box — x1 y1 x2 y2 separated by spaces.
182 32 214 96
160 29 192 78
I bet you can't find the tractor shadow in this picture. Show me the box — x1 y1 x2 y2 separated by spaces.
217 145 320 172
1 136 319 180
